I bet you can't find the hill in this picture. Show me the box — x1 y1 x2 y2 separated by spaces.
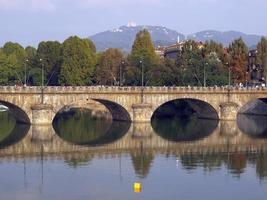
89 26 264 52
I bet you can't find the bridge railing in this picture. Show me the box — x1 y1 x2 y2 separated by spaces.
0 85 267 93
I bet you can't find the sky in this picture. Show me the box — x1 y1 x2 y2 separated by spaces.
0 0 266 47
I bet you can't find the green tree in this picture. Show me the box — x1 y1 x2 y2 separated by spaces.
59 36 96 86
0 49 10 85
179 40 203 86
25 46 37 60
229 38 248 83
36 41 62 85
1 42 27 85
256 37 267 80
127 29 160 85
203 40 228 86
95 48 124 85
24 46 37 85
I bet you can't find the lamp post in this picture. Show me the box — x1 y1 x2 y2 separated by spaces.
140 60 144 88
120 61 125 87
140 60 144 103
204 62 208 87
24 59 29 86
226 62 231 88
39 58 44 88
39 58 44 104
201 49 206 87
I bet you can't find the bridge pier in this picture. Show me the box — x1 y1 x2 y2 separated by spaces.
31 124 54 142
219 121 239 136
31 104 54 125
132 103 153 123
219 102 239 121
131 122 154 138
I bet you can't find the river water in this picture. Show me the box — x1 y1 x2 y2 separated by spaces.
0 109 266 200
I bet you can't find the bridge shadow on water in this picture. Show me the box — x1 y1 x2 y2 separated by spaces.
52 108 131 146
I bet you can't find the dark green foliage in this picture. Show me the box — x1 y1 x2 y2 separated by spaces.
59 36 96 86
36 41 62 85
0 42 27 85
203 40 228 86
95 48 124 85
127 29 160 85
256 37 267 79
0 36 250 87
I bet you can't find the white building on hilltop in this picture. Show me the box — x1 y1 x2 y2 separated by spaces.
127 21 137 27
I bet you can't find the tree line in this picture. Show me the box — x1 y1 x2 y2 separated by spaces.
0 30 267 86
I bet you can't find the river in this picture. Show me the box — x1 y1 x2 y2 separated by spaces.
0 108 266 200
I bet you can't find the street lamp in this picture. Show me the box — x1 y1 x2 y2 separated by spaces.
120 61 125 87
140 60 144 88
140 60 144 103
226 62 231 88
39 58 44 88
24 59 29 86
39 58 44 104
201 49 206 87
204 62 208 87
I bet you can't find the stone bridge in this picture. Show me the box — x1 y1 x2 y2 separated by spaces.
1 86 267 124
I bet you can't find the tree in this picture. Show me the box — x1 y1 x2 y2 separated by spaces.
0 49 10 85
203 40 228 86
95 48 124 85
228 38 248 83
179 40 203 86
59 36 96 86
36 41 62 85
256 37 267 80
147 59 177 86
25 46 37 60
1 42 27 85
127 29 160 85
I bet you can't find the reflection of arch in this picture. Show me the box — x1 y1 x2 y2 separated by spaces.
239 98 267 115
237 114 267 138
152 116 218 142
87 121 131 146
92 99 131 122
0 101 30 124
53 108 131 146
152 98 219 120
0 123 30 149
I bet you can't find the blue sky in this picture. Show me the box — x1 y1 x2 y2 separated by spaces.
0 0 266 47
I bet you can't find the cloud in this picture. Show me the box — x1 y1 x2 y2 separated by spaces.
0 0 56 11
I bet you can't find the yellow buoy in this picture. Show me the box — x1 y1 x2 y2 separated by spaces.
134 182 142 193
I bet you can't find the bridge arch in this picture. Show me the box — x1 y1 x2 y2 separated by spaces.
151 98 219 142
151 98 219 121
92 99 131 122
0 100 30 124
238 98 267 115
53 98 131 122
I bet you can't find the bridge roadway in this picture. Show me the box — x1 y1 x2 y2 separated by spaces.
1 86 267 125
1 121 267 158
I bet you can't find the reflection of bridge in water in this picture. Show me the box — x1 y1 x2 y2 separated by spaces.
1 120 267 157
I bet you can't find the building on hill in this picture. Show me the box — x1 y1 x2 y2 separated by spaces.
156 41 204 59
